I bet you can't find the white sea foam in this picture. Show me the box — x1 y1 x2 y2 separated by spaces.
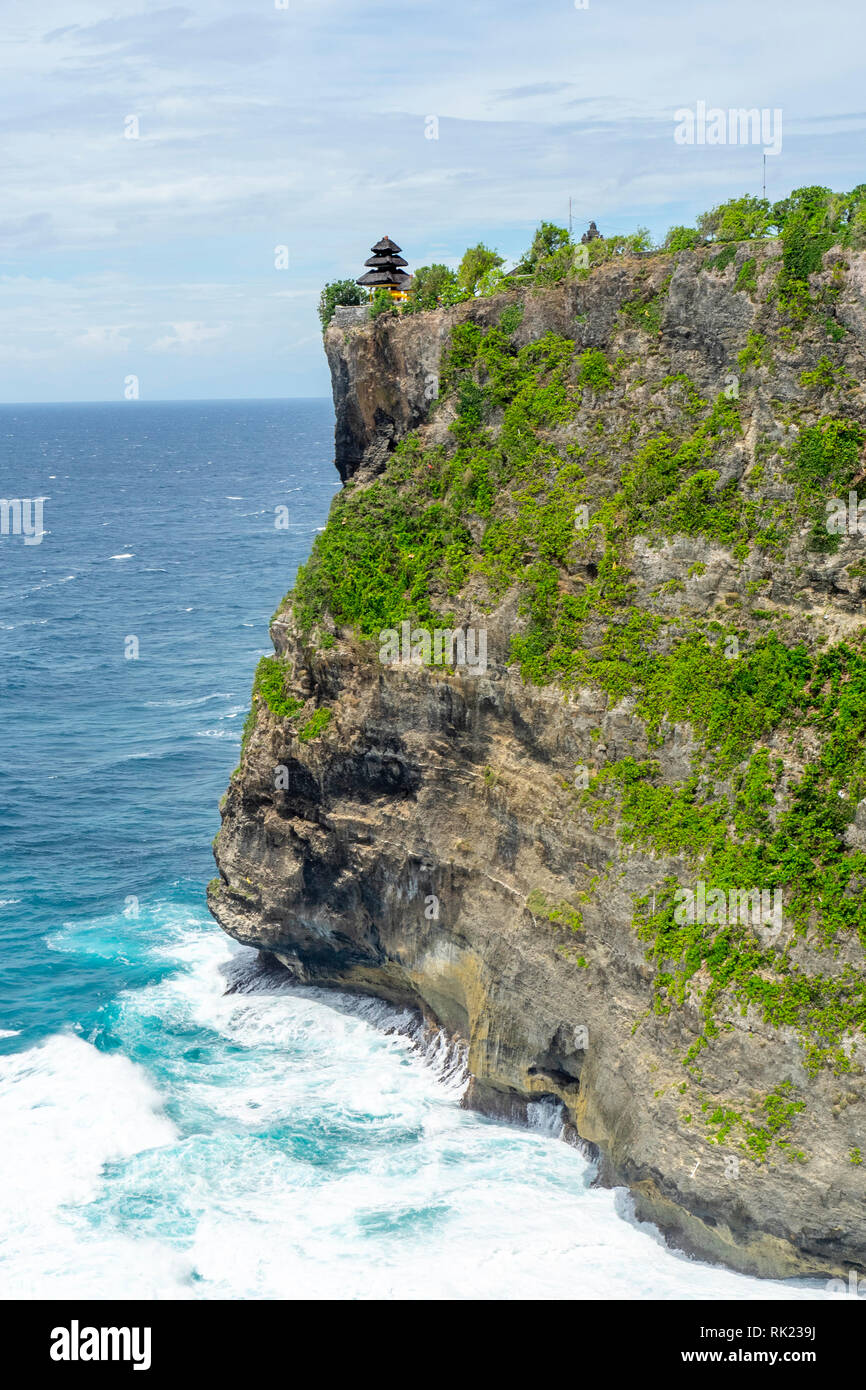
527 1096 567 1137
0 1033 184 1298
0 1034 176 1209
2 922 838 1301
144 693 233 709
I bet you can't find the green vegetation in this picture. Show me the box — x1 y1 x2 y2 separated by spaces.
240 657 332 748
404 263 468 312
577 348 613 391
458 243 504 295
369 288 396 319
294 310 845 682
788 418 865 512
298 708 332 742
737 331 773 372
791 417 865 554
527 889 583 934
318 278 365 330
253 657 305 719
619 283 668 333
293 452 473 637
698 195 773 243
498 303 524 335
770 185 866 324
237 656 310 758
701 1081 807 1163
581 228 653 271
513 221 573 279
663 225 701 252
800 355 852 392
705 242 739 274
582 629 866 1077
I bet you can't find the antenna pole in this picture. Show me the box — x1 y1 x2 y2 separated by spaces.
762 154 766 200
569 197 573 236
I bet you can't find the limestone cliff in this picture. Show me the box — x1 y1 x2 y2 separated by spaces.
209 239 866 1279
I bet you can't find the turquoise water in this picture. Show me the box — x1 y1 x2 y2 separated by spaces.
0 401 832 1299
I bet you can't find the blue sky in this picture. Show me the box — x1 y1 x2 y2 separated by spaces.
1 0 864 402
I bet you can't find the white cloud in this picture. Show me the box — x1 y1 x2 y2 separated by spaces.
0 0 864 399
75 324 132 352
151 320 228 351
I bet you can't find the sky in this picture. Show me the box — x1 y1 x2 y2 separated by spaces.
0 0 864 403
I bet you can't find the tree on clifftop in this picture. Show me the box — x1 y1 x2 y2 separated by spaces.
697 195 774 242
405 263 467 311
458 243 504 295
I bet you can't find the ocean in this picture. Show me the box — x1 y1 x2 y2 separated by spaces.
0 399 831 1300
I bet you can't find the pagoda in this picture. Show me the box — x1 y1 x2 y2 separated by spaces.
356 236 413 302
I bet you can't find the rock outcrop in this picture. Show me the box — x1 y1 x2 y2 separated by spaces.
210 240 866 1279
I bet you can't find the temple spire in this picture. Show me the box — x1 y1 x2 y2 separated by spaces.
356 236 413 301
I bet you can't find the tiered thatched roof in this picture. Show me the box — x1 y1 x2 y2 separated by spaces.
357 237 413 290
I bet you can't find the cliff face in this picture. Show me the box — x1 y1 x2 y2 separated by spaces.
210 242 866 1279
324 301 488 480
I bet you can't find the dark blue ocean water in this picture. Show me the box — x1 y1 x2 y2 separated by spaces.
0 401 828 1299
0 400 340 1036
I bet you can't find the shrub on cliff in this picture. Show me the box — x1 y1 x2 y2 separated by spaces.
844 185 866 248
513 221 572 278
403 263 469 312
535 242 580 283
369 288 396 320
476 264 515 296
697 195 774 242
458 243 504 295
663 225 702 252
253 657 304 719
318 278 365 330
584 227 654 266
764 185 866 321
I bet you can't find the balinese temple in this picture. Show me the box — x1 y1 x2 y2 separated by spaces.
356 236 413 302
